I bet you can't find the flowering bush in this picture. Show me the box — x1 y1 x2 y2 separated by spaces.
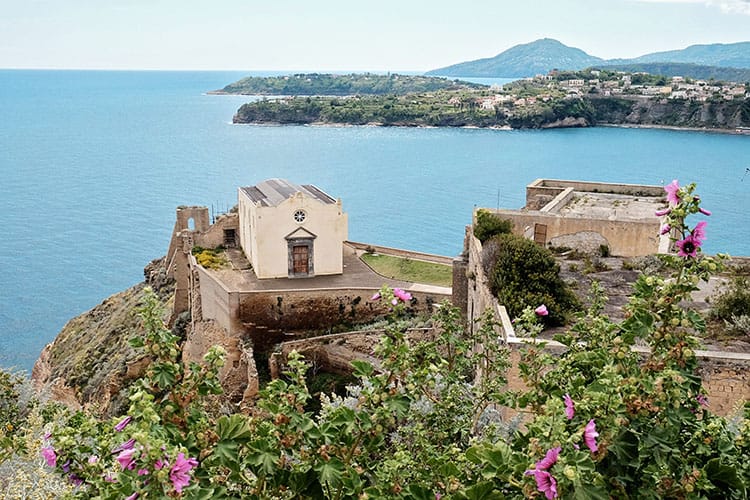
5 181 748 498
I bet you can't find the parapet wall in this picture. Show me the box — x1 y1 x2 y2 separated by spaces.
526 179 665 205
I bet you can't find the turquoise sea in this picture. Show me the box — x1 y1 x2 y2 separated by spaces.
1 70 749 372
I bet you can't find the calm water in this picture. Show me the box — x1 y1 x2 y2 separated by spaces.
1 70 749 372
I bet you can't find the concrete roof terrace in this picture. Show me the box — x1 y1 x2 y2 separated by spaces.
556 191 665 221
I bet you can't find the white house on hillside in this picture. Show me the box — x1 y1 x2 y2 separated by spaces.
238 179 348 279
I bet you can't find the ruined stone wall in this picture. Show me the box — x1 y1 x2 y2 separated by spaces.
238 288 445 333
501 339 749 417
487 209 659 257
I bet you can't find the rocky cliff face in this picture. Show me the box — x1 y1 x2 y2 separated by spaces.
32 259 173 417
590 96 750 129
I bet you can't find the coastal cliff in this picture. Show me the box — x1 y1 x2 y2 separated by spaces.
31 259 174 416
233 94 750 131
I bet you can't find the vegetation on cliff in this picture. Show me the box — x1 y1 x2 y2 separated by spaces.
217 73 484 96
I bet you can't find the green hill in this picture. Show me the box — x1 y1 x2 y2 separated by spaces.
615 42 750 68
215 73 485 96
597 62 750 83
426 39 750 79
426 38 603 78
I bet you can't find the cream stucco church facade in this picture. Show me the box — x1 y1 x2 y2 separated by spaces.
237 179 348 279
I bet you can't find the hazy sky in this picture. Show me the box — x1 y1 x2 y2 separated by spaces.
1 0 749 71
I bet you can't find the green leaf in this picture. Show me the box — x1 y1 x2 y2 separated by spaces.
216 414 253 441
351 360 374 377
573 480 609 500
704 458 746 494
456 481 501 500
315 458 344 487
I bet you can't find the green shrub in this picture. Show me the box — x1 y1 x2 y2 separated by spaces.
473 209 512 243
710 276 750 322
489 234 579 325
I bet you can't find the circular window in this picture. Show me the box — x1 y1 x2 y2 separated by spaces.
293 209 307 223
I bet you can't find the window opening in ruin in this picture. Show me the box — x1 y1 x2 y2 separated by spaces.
187 217 195 231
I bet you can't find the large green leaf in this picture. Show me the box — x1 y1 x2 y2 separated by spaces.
216 414 253 441
704 459 746 495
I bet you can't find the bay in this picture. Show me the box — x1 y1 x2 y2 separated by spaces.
1 70 748 372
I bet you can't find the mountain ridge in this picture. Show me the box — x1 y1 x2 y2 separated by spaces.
426 39 750 78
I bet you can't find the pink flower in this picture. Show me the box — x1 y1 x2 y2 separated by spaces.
117 448 137 470
584 419 599 453
391 298 398 305
138 468 149 476
536 447 561 470
370 292 381 301
692 221 707 244
43 431 52 441
393 287 412 302
104 472 117 483
525 469 558 499
660 224 671 235
655 207 671 217
665 179 681 205
697 394 709 407
675 234 701 258
154 458 167 470
114 415 132 432
69 474 83 487
113 438 136 453
699 207 712 216
170 452 198 493
125 493 139 500
88 455 99 464
564 394 575 420
41 446 57 467
535 304 549 316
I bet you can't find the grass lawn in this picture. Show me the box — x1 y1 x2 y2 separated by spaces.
360 253 452 287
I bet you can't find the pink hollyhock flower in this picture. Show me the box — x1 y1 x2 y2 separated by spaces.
170 452 198 493
584 419 599 453
114 415 132 432
536 446 561 470
69 474 83 487
138 468 149 476
113 438 136 453
117 448 137 470
660 224 671 235
125 493 139 500
535 304 549 316
699 207 712 216
665 179 681 205
675 234 701 258
154 458 167 470
655 207 671 217
391 298 398 305
692 221 707 244
564 394 575 420
88 455 99 464
41 446 57 467
697 394 709 407
394 287 413 302
525 469 558 499
370 292 381 301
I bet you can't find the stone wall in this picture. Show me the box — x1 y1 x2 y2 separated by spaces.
486 208 660 257
347 241 454 265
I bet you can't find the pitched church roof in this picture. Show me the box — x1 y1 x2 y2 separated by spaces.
240 179 336 207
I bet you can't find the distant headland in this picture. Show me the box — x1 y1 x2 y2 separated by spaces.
220 71 750 132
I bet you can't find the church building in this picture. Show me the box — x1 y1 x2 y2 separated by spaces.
237 179 348 279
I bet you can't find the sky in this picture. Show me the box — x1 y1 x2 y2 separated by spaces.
1 0 749 71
